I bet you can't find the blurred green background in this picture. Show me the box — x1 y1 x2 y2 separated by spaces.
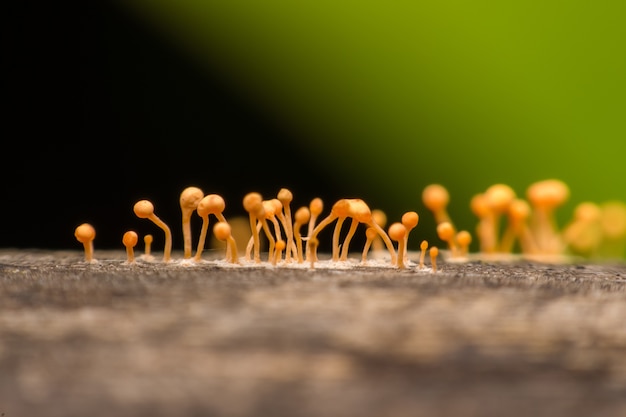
121 0 626 249
3 0 625 257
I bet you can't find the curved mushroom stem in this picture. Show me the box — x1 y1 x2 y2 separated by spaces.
259 218 276 263
248 213 261 263
245 221 264 261
269 215 283 262
148 213 172 262
339 218 360 261
401 212 419 265
133 200 171 263
226 234 239 264
194 215 210 262
365 221 397 265
371 209 387 253
331 216 347 261
213 222 239 264
361 227 377 263
305 213 338 266
307 198 324 239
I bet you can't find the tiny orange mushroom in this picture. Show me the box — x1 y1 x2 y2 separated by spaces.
277 188 296 262
483 183 516 254
122 230 139 263
293 206 310 263
307 197 324 263
388 222 407 269
306 198 397 268
419 240 428 269
308 198 324 237
194 194 228 262
243 192 275 263
401 211 419 264
74 223 96 262
133 199 172 262
436 221 457 256
213 221 239 264
422 184 452 226
455 230 472 258
500 199 537 255
361 227 378 263
470 193 492 253
143 234 153 258
274 240 286 266
179 186 204 259
430 246 439 272
526 179 570 255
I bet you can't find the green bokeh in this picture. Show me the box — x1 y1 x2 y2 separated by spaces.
121 0 626 254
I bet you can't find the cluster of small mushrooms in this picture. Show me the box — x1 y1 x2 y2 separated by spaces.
74 180 626 269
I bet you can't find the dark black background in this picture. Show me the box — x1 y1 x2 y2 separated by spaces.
3 1 351 252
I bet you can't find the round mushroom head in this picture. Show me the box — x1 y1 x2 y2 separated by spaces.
526 179 570 210
243 192 263 213
309 198 324 216
573 202 602 223
456 230 472 247
388 222 406 241
277 188 293 204
401 211 419 230
213 221 232 241
349 199 372 223
197 194 226 217
294 207 310 225
470 194 490 218
74 223 96 243
331 199 351 218
133 200 155 219
372 209 387 227
508 199 531 222
122 231 139 247
422 184 450 213
179 186 204 211
485 184 516 213
600 201 626 239
436 222 455 241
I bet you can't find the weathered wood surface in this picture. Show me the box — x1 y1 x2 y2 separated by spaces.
1 249 625 417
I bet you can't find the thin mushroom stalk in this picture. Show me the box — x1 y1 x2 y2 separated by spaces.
122 231 138 263
361 227 378 263
133 200 172 262
194 194 228 262
213 221 239 264
293 206 310 263
277 188 296 262
179 186 204 259
74 223 96 263
388 222 407 269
